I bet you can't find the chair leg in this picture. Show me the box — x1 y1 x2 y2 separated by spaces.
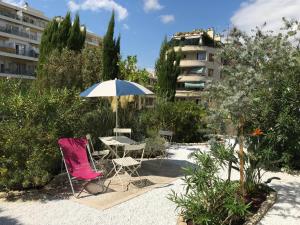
76 181 89 198
98 176 111 193
63 162 76 196
68 178 76 197
111 162 125 191
127 166 143 188
106 167 115 178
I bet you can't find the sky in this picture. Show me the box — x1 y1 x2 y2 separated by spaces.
4 0 300 70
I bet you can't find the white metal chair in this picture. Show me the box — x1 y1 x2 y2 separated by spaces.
159 130 173 144
111 143 146 191
86 134 110 174
158 130 173 165
113 128 132 138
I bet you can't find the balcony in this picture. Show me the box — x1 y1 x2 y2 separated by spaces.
23 16 46 29
180 60 207 67
0 68 35 77
0 25 38 41
0 10 20 21
0 10 46 29
175 90 202 98
180 59 216 68
0 42 15 52
174 45 217 53
16 49 39 58
0 43 39 59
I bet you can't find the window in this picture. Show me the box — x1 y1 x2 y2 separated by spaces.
189 67 206 75
16 44 26 55
183 54 187 59
209 53 214 62
197 51 206 60
208 69 214 77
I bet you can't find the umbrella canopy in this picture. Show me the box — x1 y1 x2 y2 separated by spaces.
80 79 154 128
80 79 153 97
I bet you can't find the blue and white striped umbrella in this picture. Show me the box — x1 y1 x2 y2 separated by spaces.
80 79 153 97
80 79 153 128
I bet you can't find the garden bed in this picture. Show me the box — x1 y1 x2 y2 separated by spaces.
177 185 277 225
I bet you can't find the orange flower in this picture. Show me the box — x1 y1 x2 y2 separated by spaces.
251 128 263 136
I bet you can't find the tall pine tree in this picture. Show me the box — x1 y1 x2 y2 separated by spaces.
58 12 71 50
102 12 120 80
37 12 86 84
39 19 59 65
67 14 85 52
155 37 181 102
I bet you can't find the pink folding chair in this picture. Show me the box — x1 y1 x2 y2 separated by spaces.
58 138 105 198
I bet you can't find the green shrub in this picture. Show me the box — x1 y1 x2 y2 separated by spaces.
169 151 249 225
144 135 166 158
0 79 115 191
140 101 208 143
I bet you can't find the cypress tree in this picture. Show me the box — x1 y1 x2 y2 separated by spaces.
50 20 59 48
102 12 120 80
39 19 59 66
67 14 84 51
155 37 181 102
37 13 86 84
58 12 71 50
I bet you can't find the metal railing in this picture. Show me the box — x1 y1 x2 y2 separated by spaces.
0 42 14 48
0 43 39 58
16 49 39 58
0 68 35 76
0 10 46 28
0 10 20 20
0 25 38 41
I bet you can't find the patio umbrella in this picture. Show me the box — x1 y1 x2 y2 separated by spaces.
80 78 153 128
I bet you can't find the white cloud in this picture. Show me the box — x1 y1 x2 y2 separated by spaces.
143 0 163 12
160 14 175 24
68 1 80 11
123 23 129 30
231 0 300 33
2 0 25 7
68 0 128 21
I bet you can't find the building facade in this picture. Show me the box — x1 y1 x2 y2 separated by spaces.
171 28 221 102
0 1 100 79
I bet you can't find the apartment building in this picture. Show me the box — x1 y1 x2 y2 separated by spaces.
0 1 100 79
170 28 222 102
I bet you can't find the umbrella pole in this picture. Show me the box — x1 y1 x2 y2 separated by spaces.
116 96 119 129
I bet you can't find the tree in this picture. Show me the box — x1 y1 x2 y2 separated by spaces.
38 49 82 89
208 20 300 196
37 12 87 87
57 12 71 50
39 19 60 65
155 37 181 102
81 45 103 88
37 44 104 90
102 12 120 80
67 14 86 52
119 55 150 84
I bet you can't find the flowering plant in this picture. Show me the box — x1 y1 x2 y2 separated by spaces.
251 128 263 136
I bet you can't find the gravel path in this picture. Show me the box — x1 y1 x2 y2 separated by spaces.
0 145 194 225
258 172 300 225
1 144 300 225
